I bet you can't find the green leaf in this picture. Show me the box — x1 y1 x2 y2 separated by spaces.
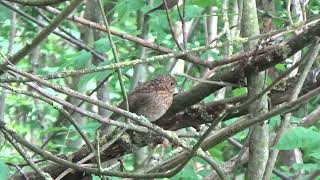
274 127 320 150
203 94 215 103
70 122 100 134
184 5 203 20
190 0 217 7
197 169 211 177
0 160 9 180
208 142 226 162
92 175 101 180
73 50 92 70
62 50 92 70
77 73 98 92
310 152 320 160
40 127 67 136
94 38 110 53
173 162 200 180
77 71 111 92
292 163 320 173
233 87 247 96
115 0 145 23
268 116 281 130
0 5 11 21
266 76 273 86
275 64 286 71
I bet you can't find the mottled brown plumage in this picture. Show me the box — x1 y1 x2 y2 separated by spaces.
111 75 176 122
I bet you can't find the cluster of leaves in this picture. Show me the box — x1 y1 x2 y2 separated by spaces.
0 0 320 179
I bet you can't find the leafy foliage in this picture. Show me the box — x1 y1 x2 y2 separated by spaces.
0 0 319 179
275 127 320 151
0 160 9 180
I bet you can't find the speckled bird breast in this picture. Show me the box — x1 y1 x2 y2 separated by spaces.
134 92 173 122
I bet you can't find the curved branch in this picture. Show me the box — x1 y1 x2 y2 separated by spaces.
162 20 320 119
10 69 320 179
0 0 83 74
5 0 68 6
9 11 320 180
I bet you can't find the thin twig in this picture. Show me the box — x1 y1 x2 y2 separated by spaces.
177 0 187 49
0 82 97 157
0 0 83 74
227 55 305 113
163 0 183 50
43 6 208 67
39 71 115 150
0 1 106 62
1 130 52 179
175 73 240 87
97 0 129 115
263 39 320 180
55 128 127 179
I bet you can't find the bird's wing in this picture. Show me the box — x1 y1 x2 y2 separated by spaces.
110 93 152 120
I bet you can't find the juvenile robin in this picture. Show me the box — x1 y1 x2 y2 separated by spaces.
110 75 176 122
98 75 176 153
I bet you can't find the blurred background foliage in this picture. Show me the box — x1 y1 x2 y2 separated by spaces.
0 0 320 179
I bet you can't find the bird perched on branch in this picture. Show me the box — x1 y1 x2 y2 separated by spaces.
110 75 176 122
145 0 180 15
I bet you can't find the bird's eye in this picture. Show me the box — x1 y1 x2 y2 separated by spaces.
171 82 174 86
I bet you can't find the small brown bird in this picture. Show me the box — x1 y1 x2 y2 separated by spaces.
111 75 176 122
145 0 180 15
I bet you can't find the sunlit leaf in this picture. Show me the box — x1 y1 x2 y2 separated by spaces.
292 163 320 173
274 127 320 150
0 160 9 180
275 63 286 72
233 87 247 96
0 5 11 21
310 152 320 160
